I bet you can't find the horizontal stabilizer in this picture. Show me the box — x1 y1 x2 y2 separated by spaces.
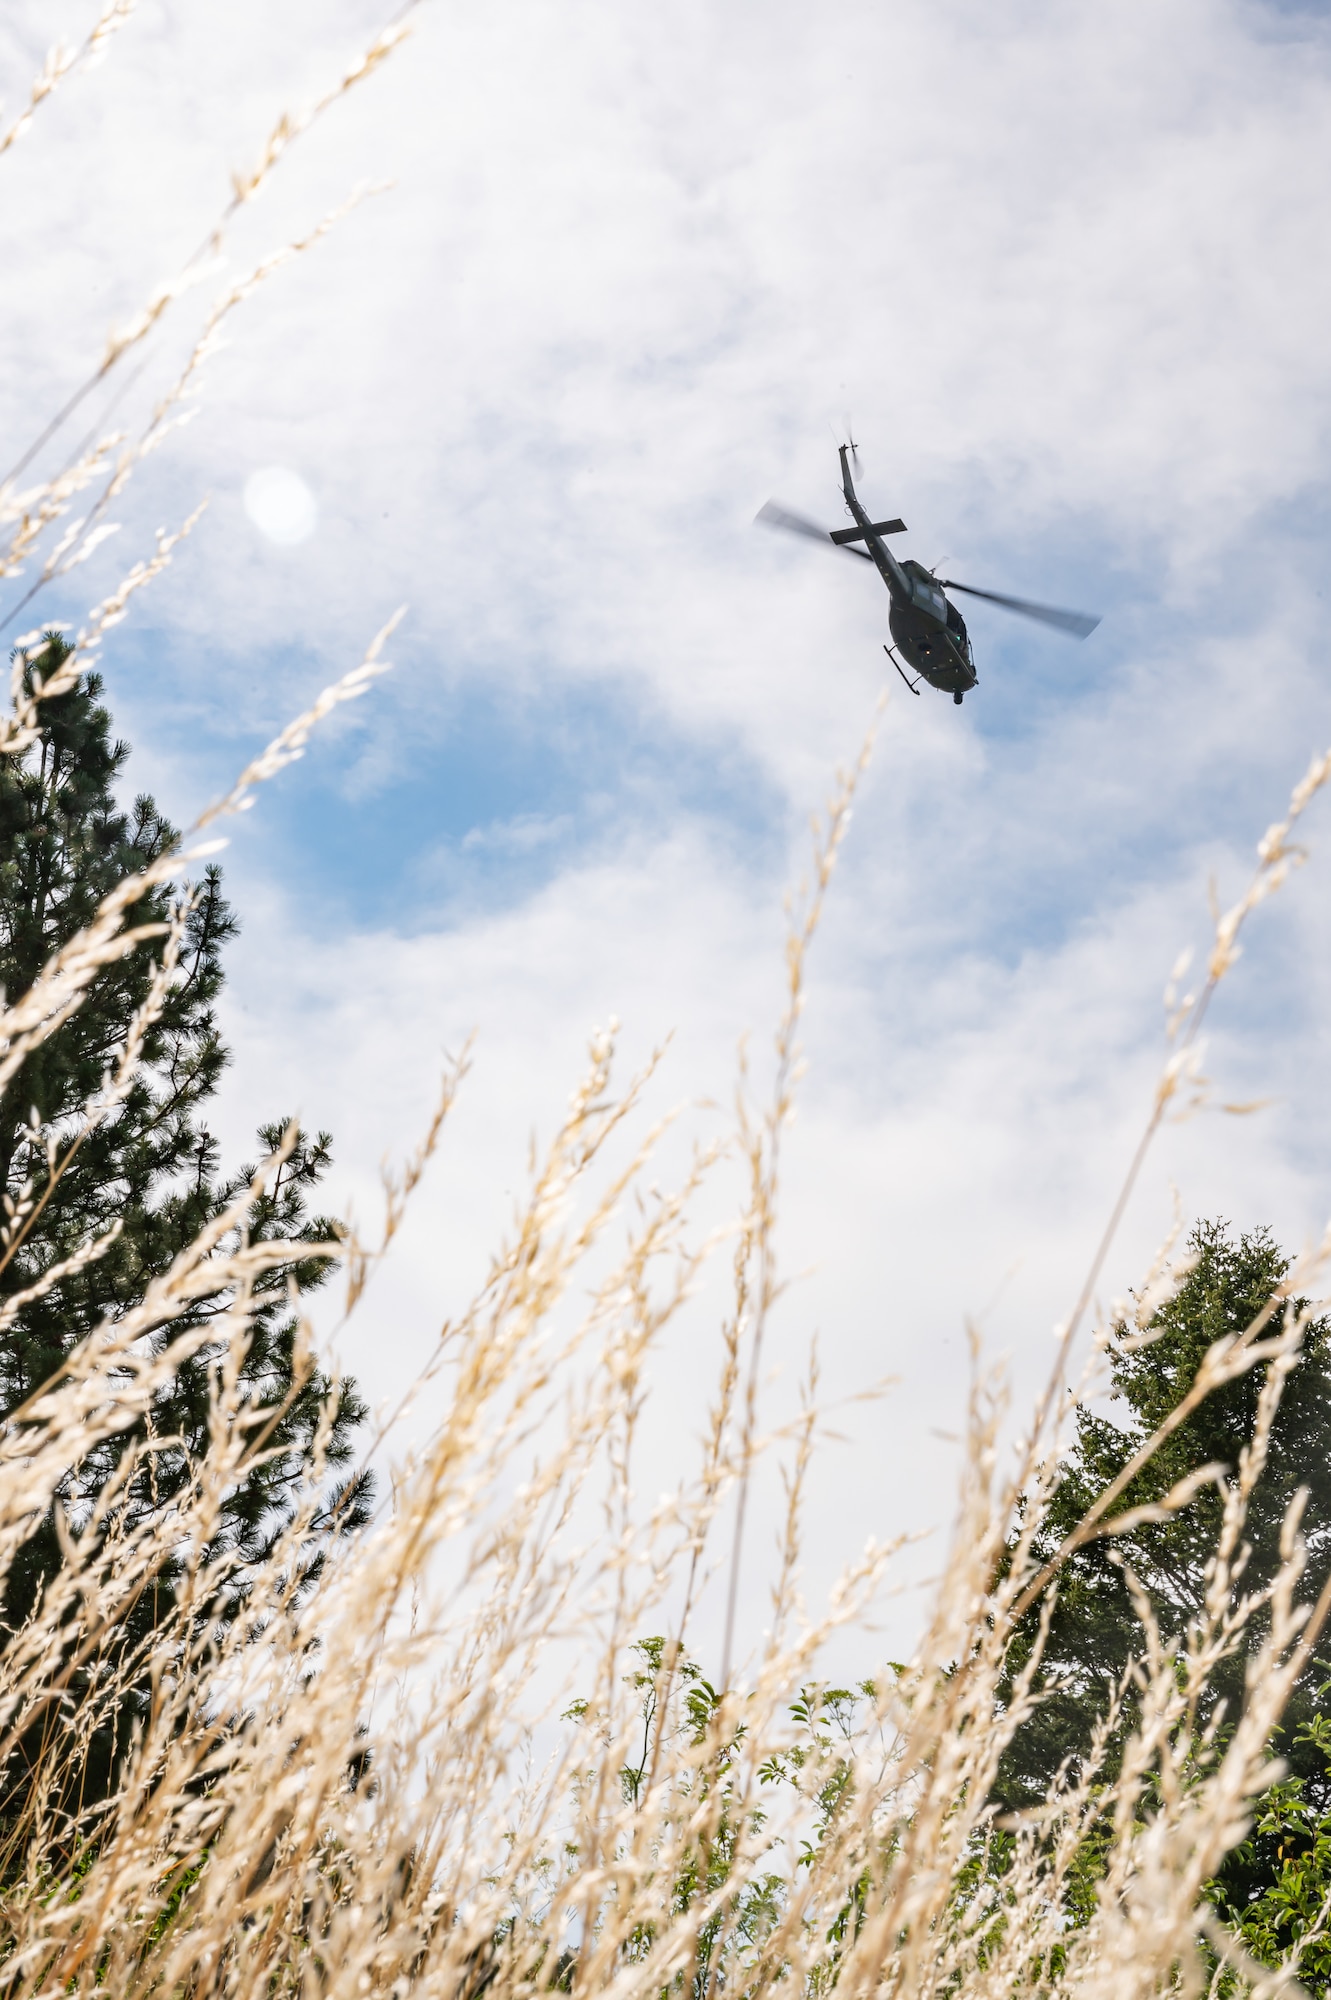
755 499 873 559
830 518 906 544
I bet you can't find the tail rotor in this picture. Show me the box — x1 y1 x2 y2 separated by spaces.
829 416 864 483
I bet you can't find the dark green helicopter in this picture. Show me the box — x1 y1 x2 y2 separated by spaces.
757 444 1100 703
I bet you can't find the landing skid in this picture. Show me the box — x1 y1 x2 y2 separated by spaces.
884 644 921 696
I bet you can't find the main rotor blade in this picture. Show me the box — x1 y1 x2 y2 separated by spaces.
755 499 872 560
939 579 1100 640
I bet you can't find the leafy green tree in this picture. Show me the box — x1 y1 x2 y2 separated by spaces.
0 634 372 1839
997 1218 1331 1819
1205 1698 1331 1990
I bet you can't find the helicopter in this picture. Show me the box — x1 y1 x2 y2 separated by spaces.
756 445 1100 703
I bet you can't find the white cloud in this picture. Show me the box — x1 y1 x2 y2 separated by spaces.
4 0 1331 1666
210 786 1331 1666
461 811 572 854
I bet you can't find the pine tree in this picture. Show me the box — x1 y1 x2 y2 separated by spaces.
0 634 372 1835
997 1217 1331 1823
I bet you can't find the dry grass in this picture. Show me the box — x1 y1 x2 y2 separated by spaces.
3 12 1331 1997
0 730 1327 2000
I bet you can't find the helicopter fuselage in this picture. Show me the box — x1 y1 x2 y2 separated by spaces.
837 445 978 701
887 585 974 697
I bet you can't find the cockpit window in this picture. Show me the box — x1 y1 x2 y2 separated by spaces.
945 599 972 659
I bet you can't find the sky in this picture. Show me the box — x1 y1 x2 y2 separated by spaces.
3 0 1331 1670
